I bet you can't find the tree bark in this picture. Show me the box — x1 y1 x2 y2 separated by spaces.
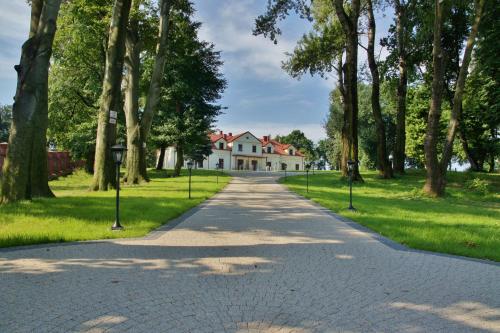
366 0 393 179
1 0 61 203
123 0 145 185
334 0 362 181
458 128 480 171
423 0 446 197
438 0 485 192
135 0 172 180
91 0 132 191
393 0 408 174
488 154 494 173
337 56 350 178
173 144 184 177
156 146 166 170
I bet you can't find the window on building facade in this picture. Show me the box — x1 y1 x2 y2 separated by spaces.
289 149 293 155
238 144 243 152
218 158 224 169
295 164 299 170
267 146 272 153
219 142 224 149
252 145 257 153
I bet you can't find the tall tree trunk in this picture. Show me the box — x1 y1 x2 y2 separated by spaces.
156 146 166 170
134 0 172 181
458 128 480 171
337 55 350 178
1 0 61 203
423 0 446 197
488 154 495 173
123 9 144 185
438 0 485 193
173 144 184 177
367 0 393 179
334 0 362 181
394 0 408 174
91 0 132 191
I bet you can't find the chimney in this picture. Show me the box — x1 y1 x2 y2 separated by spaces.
219 130 223 135
263 136 268 142
228 132 232 136
223 134 227 139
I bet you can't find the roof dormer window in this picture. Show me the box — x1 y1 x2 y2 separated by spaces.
219 142 224 150
267 146 272 153
289 149 293 155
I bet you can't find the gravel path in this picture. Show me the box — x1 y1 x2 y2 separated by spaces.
1 174 499 332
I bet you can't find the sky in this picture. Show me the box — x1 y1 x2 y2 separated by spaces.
0 0 394 142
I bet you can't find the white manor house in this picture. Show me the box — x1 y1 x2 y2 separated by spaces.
161 130 306 171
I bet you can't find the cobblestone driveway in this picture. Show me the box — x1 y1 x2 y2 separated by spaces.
1 174 499 332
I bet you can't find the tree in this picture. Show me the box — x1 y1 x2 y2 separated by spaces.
275 130 314 159
48 0 112 173
423 0 447 196
123 0 174 184
91 0 132 191
0 105 12 143
460 69 500 172
423 0 485 196
324 87 344 170
150 11 226 177
365 0 393 178
254 0 362 181
1 0 63 203
458 0 499 172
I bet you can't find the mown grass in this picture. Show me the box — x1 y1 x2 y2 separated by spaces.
280 170 500 262
0 169 230 248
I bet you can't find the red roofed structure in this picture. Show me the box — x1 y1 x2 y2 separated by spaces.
159 130 306 171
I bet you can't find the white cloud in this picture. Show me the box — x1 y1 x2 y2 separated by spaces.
194 0 301 81
0 2 30 100
0 2 30 41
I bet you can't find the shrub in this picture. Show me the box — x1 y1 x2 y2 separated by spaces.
465 178 489 195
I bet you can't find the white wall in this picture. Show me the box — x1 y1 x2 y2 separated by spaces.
160 143 305 171
160 147 233 170
263 154 304 171
230 133 263 157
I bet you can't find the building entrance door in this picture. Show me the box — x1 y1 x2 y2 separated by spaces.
237 159 244 170
251 160 258 171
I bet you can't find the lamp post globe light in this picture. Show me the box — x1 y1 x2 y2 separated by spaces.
111 143 127 230
347 159 357 211
187 160 194 199
389 153 394 169
305 163 311 193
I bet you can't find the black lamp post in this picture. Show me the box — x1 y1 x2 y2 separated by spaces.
305 163 311 193
283 163 287 181
111 143 127 230
347 159 357 211
215 162 220 184
187 160 194 199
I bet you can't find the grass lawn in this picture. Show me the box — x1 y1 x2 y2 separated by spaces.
280 170 500 262
0 169 231 248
